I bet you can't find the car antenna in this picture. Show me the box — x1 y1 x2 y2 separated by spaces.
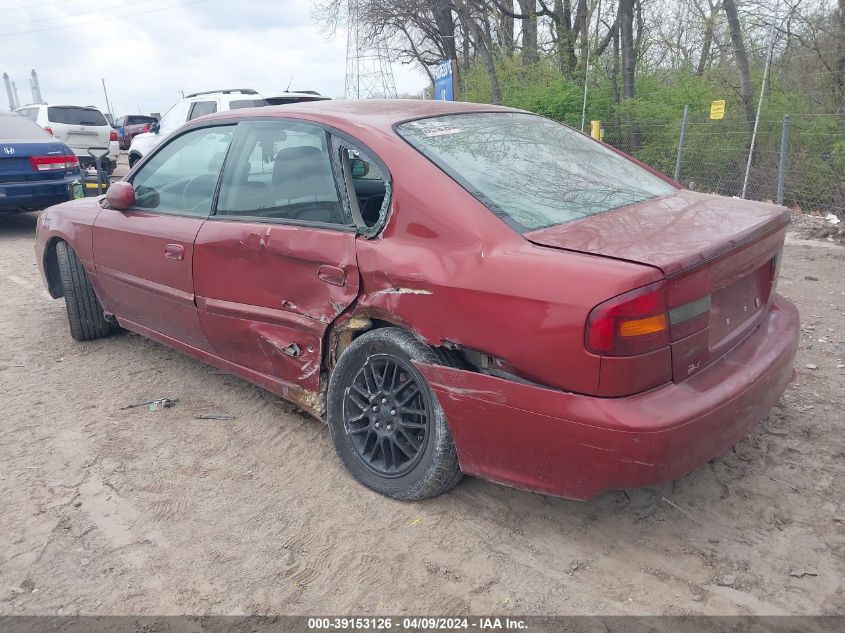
285 75 294 93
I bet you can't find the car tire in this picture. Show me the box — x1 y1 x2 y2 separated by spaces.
327 327 463 500
55 241 114 342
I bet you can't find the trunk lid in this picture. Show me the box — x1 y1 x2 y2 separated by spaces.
0 140 73 184
525 190 788 275
527 190 789 381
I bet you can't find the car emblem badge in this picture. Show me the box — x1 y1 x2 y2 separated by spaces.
2 147 14 155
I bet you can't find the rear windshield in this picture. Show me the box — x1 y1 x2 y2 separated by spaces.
126 115 157 125
0 113 50 140
47 106 108 126
230 99 268 109
396 112 676 232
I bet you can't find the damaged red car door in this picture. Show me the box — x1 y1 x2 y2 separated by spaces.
192 120 359 392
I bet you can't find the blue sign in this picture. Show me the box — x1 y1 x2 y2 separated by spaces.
433 60 454 101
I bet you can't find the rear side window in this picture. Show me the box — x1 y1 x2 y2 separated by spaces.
397 112 676 232
229 99 267 109
188 101 217 120
47 106 107 126
0 113 51 139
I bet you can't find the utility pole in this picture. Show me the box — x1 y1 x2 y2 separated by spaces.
101 78 114 122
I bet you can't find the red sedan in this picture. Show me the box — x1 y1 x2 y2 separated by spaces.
34 100 799 500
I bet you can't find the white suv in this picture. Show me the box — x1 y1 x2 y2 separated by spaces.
16 103 119 174
127 88 266 167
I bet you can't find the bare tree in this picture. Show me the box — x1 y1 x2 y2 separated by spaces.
723 0 757 124
454 0 504 102
697 0 724 73
517 0 541 63
619 0 636 98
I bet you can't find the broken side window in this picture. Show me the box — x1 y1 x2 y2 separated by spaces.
330 136 392 237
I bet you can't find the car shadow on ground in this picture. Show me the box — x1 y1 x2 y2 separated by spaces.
0 211 39 235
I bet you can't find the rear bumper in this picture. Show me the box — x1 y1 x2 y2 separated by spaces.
0 175 78 211
415 295 800 500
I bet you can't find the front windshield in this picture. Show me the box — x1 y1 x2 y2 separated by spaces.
396 112 677 232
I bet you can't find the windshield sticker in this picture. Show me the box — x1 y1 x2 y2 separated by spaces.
424 128 462 138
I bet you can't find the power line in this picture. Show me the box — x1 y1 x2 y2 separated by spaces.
3 0 91 11
0 0 156 28
0 0 211 36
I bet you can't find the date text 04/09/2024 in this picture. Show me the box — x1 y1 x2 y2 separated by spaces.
306 617 528 630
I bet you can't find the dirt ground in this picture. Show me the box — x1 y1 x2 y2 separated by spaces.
1 204 843 617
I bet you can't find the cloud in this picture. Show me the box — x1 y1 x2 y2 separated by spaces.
1 0 428 117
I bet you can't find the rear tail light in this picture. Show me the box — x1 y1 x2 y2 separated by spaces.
110 129 118 142
43 126 54 136
586 280 711 356
29 154 79 171
586 281 669 355
142 124 151 133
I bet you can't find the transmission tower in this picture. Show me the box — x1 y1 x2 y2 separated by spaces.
344 0 397 99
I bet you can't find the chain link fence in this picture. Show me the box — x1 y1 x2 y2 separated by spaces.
602 111 845 218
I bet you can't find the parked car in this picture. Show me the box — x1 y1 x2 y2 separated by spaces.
127 88 265 167
262 91 330 106
0 111 81 212
34 100 799 501
16 103 119 174
113 114 158 150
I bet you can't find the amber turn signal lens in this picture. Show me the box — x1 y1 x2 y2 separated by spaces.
618 314 668 338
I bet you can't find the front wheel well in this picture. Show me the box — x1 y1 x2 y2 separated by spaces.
43 238 64 298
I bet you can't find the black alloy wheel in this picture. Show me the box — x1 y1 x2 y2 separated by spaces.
326 327 463 500
343 354 430 477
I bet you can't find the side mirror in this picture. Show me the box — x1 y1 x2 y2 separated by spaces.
104 181 136 210
349 157 369 178
149 121 160 134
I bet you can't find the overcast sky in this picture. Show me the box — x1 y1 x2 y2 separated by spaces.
1 0 428 117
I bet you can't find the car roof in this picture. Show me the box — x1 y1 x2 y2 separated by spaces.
24 103 106 111
200 99 520 134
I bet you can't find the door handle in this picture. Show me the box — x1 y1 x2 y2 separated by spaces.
164 243 184 261
317 265 346 287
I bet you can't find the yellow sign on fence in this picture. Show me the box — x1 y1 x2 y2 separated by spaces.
710 100 726 120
